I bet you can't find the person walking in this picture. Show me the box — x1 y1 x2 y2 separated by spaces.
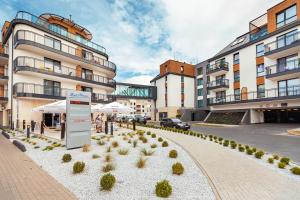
95 114 102 133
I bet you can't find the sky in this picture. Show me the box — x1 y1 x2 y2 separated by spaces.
0 0 282 85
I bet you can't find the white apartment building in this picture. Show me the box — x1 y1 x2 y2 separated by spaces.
117 99 151 117
1 11 116 129
205 0 300 124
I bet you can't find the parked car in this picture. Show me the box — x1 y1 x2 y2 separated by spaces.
160 118 190 130
135 116 147 124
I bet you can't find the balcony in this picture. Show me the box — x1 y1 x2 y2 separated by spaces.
13 83 115 104
14 56 116 90
207 79 229 91
208 85 300 105
0 89 8 103
266 58 300 81
0 44 8 66
13 11 106 56
207 62 229 76
0 68 8 83
14 30 116 75
264 31 300 59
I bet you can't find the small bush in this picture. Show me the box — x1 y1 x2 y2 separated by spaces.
278 162 286 169
112 141 119 148
268 157 274 164
141 148 154 156
290 167 300 175
102 163 115 172
128 139 132 144
158 137 163 142
62 153 72 163
252 147 257 153
34 145 40 149
105 154 112 162
82 144 90 152
172 162 184 175
223 140 229 147
42 146 53 151
169 150 178 158
246 149 253 155
151 133 156 138
254 151 264 159
118 148 129 156
136 157 147 168
92 154 100 159
133 140 138 148
151 144 157 148
142 137 148 143
231 143 237 149
162 141 168 147
73 161 85 174
273 154 279 160
280 157 290 165
100 173 116 191
97 140 105 146
238 146 245 152
155 180 172 198
147 131 151 135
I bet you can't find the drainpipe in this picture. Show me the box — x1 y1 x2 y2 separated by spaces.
10 28 14 130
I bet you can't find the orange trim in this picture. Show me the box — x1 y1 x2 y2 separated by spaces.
241 87 248 100
76 65 82 78
256 56 264 65
233 64 240 72
233 81 240 89
76 84 81 91
1 21 10 40
160 60 195 76
75 47 82 58
256 76 265 85
0 66 4 76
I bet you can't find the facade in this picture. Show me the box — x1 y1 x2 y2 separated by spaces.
117 99 152 117
151 60 195 121
204 0 300 123
1 11 116 128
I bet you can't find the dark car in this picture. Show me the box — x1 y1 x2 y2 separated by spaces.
160 118 190 130
135 116 147 124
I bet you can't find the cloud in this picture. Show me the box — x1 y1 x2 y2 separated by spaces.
121 75 154 85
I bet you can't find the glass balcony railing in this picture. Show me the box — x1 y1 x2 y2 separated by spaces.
14 56 116 88
264 31 300 54
207 79 229 88
15 11 106 54
207 62 229 74
208 85 300 105
14 30 116 72
266 58 300 76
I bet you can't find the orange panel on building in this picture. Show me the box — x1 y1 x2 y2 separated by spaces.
1 21 10 41
256 56 264 65
159 60 195 77
76 65 82 77
234 81 240 89
267 0 300 33
233 64 240 72
76 84 81 91
256 76 265 85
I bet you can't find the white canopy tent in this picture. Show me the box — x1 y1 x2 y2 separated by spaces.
32 100 67 113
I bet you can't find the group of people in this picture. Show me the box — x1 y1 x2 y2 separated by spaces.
95 114 103 133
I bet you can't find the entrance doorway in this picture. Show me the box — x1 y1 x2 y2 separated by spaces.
264 109 300 123
43 113 60 127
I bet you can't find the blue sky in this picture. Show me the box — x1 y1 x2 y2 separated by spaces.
0 0 281 84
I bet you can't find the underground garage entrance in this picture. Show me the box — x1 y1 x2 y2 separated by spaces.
263 108 300 123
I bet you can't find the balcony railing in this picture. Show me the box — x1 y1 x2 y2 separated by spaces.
266 58 300 76
14 30 116 72
264 31 300 54
14 56 116 88
13 83 115 103
207 62 229 74
15 11 106 54
208 85 300 105
207 79 229 88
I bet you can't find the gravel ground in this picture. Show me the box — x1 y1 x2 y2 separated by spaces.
8 129 215 200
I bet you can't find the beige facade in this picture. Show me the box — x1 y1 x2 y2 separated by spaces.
117 99 151 117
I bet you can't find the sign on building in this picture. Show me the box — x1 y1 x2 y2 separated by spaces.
66 91 91 149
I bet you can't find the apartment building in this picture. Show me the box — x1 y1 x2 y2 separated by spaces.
204 0 300 124
151 60 195 121
1 11 116 129
117 99 152 117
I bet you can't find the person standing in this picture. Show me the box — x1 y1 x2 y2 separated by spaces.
95 114 101 133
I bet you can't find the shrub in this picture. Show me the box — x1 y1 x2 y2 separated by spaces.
136 157 147 168
238 146 245 152
246 149 253 155
172 162 184 175
62 153 72 163
223 140 229 147
280 157 290 165
142 137 148 143
268 157 274 164
42 146 53 151
73 161 85 174
278 162 286 169
137 130 145 136
106 146 111 153
158 137 163 142
133 140 138 148
155 180 172 198
105 154 112 162
82 144 90 152
102 163 115 172
218 137 223 142
123 136 128 141
100 173 116 191
252 147 257 153
34 145 40 149
231 143 237 149
290 167 300 175
112 141 119 148
92 154 100 159
162 141 168 147
245 145 249 150
169 150 178 158
147 131 151 135
151 133 156 138
128 139 132 144
141 148 154 156
97 140 105 146
273 154 279 160
254 151 264 159
151 144 157 148
118 148 129 155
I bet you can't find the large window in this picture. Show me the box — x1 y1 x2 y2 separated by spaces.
44 35 61 50
49 24 68 37
256 43 264 57
197 67 203 75
276 5 297 28
82 86 93 93
216 91 226 102
197 100 203 108
256 64 265 77
278 78 300 96
277 54 299 72
44 58 61 72
181 76 184 83
233 53 239 64
82 68 93 80
198 88 203 96
234 71 240 82
277 30 298 49
257 84 265 98
44 80 61 96
197 78 203 86
234 89 240 100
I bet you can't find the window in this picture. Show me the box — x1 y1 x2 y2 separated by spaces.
180 66 184 73
181 87 184 94
257 84 265 98
277 30 298 49
197 67 203 75
278 78 300 96
256 64 265 77
82 86 92 93
198 88 203 96
82 49 93 60
256 43 264 57
49 24 68 37
181 76 184 82
234 71 240 82
234 89 240 100
82 68 93 80
276 4 297 28
44 35 61 50
216 91 226 103
44 58 61 72
277 54 299 72
207 76 210 82
44 80 61 96
197 100 203 108
233 53 239 64
197 78 203 86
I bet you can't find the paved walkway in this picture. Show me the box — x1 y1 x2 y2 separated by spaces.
139 127 300 200
0 134 76 200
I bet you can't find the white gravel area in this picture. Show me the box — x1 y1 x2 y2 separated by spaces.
8 129 215 200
